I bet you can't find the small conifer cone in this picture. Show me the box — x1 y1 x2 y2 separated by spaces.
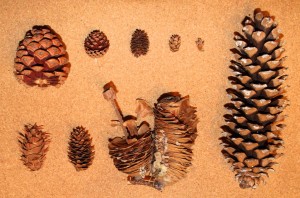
169 34 181 52
196 38 204 51
84 30 110 58
18 124 50 171
68 126 95 171
221 10 288 189
130 29 149 57
14 25 70 87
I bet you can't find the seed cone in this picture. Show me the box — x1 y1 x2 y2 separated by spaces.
221 10 288 189
130 29 149 57
84 30 110 58
68 126 95 171
195 38 204 51
169 34 181 52
14 25 70 87
18 124 50 171
104 84 198 190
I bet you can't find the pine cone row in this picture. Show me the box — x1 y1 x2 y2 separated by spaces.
169 34 181 52
68 126 95 171
14 25 70 87
18 124 50 171
84 30 110 58
221 10 287 189
130 29 149 57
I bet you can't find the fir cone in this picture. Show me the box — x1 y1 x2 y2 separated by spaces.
103 84 198 190
130 29 149 57
14 25 70 87
84 30 110 58
169 34 181 52
18 124 50 171
68 126 95 171
195 38 204 51
221 10 288 189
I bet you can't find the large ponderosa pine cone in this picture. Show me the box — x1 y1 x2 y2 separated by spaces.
14 25 70 87
18 124 50 171
169 34 181 52
130 29 149 57
104 85 198 190
84 30 110 58
221 10 288 189
68 126 95 171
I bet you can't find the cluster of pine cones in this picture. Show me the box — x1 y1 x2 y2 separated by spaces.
13 9 288 191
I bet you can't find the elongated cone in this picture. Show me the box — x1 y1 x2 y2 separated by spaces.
221 9 288 189
130 29 149 57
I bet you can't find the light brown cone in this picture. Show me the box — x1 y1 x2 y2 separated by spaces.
14 25 70 87
221 9 287 189
18 124 50 171
169 34 181 52
68 126 95 171
84 30 110 58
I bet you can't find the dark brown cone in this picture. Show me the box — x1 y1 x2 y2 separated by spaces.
68 126 95 171
84 30 110 58
14 25 70 87
130 29 149 57
18 124 50 171
169 34 181 52
221 10 288 189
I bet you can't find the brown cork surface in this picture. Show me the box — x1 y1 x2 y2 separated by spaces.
0 0 299 197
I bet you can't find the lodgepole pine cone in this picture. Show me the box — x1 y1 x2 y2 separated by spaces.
84 30 110 58
18 124 50 171
14 25 70 87
103 84 198 190
169 34 181 52
130 29 149 57
221 10 288 189
68 126 95 171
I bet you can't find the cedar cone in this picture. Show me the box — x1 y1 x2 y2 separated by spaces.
103 85 198 190
130 29 149 57
14 25 70 87
84 30 110 58
169 34 181 52
68 126 95 171
18 124 50 171
221 10 288 189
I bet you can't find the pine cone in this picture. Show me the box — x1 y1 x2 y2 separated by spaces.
221 10 287 189
68 126 95 171
169 34 181 52
84 30 110 58
195 38 204 51
104 84 198 190
14 25 70 87
130 29 149 57
18 124 50 171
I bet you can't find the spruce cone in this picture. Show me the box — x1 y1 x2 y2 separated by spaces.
84 30 110 58
221 10 287 189
169 34 181 52
14 25 70 87
18 124 50 171
104 84 198 190
130 29 149 57
68 126 95 171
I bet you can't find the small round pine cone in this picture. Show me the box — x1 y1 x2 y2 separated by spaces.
18 124 50 171
14 25 70 87
130 29 149 57
68 126 95 171
84 30 110 58
169 34 181 52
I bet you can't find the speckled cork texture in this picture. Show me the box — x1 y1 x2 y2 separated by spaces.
0 0 299 197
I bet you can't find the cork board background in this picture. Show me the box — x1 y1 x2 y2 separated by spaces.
0 0 299 197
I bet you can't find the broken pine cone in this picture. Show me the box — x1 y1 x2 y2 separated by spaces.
169 34 181 52
18 124 50 171
103 83 198 190
84 30 110 58
196 38 204 51
221 9 288 189
130 29 149 57
68 126 95 171
14 25 70 87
